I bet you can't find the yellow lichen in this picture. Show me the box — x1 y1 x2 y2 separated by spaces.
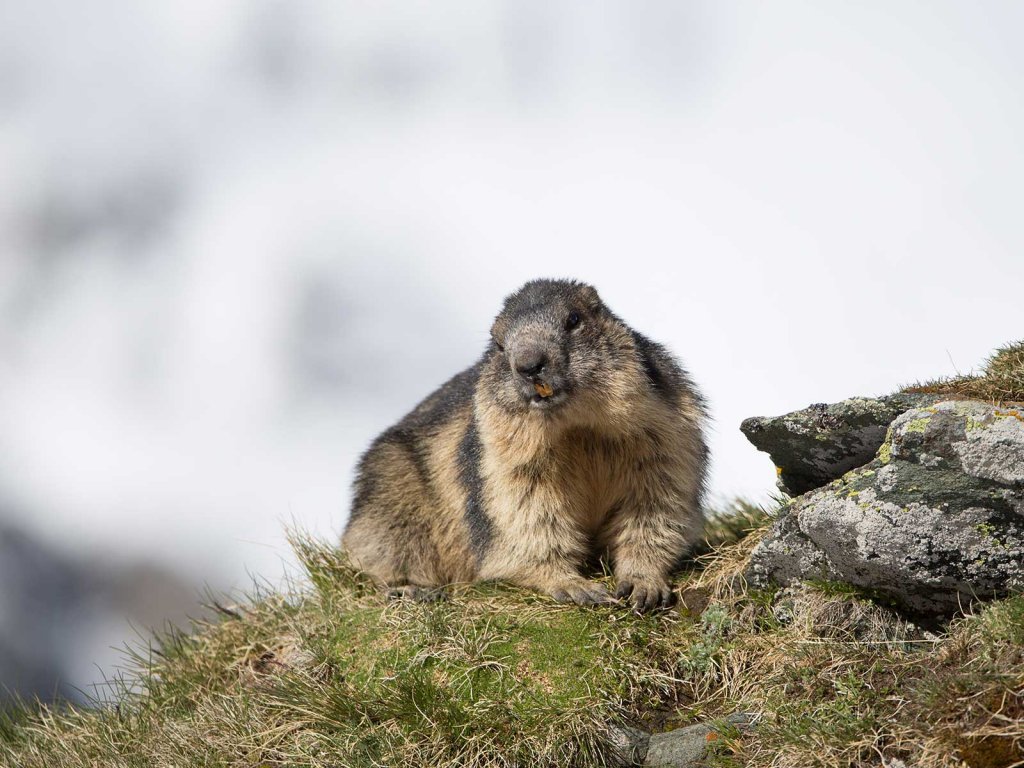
877 442 892 464
903 417 931 434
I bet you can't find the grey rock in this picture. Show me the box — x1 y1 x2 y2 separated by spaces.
747 401 1024 615
645 713 757 767
605 723 650 766
642 723 709 767
740 393 940 495
608 713 758 767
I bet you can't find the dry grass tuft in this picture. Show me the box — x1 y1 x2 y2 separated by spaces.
903 340 1024 404
695 498 776 559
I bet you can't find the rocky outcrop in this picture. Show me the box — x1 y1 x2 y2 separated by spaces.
740 393 940 495
747 401 1024 616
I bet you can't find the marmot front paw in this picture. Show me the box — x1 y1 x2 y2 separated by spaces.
548 578 614 606
615 577 676 613
385 585 448 603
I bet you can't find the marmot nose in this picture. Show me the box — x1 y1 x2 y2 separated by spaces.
514 347 547 378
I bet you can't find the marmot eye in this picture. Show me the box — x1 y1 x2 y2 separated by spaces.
566 311 581 330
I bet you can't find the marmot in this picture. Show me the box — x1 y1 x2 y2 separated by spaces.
341 279 707 612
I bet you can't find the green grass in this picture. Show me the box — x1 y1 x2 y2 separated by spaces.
903 340 1024 404
1 502 1022 768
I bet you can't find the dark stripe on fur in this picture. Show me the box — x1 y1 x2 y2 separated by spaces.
632 330 679 405
458 417 492 562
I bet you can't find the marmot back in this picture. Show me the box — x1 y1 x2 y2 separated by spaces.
342 278 707 611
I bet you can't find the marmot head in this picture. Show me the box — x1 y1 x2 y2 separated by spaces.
483 279 639 419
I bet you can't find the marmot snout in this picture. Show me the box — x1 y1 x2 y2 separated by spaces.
342 279 708 612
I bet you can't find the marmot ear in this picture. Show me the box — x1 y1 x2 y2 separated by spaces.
490 317 508 350
578 283 602 310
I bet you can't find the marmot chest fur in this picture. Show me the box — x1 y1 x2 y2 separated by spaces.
341 278 707 611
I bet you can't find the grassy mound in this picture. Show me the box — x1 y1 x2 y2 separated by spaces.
0 537 703 768
2 506 1022 767
903 340 1024 404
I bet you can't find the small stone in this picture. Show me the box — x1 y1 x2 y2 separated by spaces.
643 713 758 767
605 723 650 767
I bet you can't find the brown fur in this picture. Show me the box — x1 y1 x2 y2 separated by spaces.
341 279 707 611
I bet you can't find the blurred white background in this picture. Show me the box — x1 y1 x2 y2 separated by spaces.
1 1 1022 702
